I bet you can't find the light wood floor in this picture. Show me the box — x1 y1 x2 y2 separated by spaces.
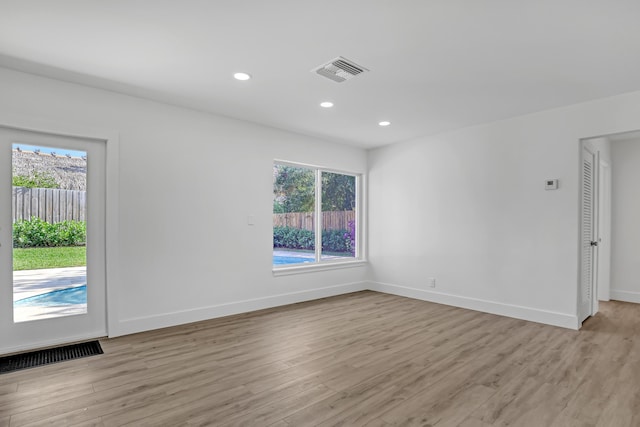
1 291 639 426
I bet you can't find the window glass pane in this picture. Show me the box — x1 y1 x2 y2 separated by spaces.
273 164 315 266
12 144 88 322
321 171 356 260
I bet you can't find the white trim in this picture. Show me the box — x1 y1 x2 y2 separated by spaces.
0 114 118 143
274 159 360 177
43 275 585 340
104 130 120 338
368 281 580 330
273 260 367 276
0 114 120 340
356 173 366 260
110 281 368 337
610 290 640 304
314 169 322 262
597 160 611 301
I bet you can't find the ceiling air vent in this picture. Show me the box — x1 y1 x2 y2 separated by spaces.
312 56 369 83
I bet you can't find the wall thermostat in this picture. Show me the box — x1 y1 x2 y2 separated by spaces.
545 179 559 190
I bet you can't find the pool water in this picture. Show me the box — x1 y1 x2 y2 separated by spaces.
273 255 313 265
14 285 87 307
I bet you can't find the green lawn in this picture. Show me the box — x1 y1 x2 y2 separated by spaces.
13 246 86 271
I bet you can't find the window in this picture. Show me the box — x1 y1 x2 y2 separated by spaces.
273 162 360 269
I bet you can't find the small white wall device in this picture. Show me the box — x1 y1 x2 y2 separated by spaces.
545 179 559 190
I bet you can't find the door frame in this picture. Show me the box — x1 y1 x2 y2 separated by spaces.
0 115 119 354
597 159 611 302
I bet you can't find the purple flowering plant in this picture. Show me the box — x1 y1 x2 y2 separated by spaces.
344 220 356 256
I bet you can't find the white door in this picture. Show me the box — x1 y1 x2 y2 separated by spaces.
579 146 597 323
0 128 106 354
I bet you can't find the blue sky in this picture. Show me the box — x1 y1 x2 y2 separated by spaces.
13 143 86 158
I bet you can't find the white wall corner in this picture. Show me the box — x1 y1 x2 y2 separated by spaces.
367 281 580 330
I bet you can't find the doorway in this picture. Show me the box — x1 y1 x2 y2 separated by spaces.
577 131 640 324
0 128 107 354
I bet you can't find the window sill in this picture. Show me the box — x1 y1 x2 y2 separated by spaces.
272 259 367 276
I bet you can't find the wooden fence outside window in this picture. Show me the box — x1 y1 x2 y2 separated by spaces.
12 187 86 223
273 210 355 231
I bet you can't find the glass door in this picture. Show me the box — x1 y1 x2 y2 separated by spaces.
0 127 106 354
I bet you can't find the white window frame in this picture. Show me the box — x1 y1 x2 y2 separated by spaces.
272 160 366 276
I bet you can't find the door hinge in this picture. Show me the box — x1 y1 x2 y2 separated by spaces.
590 241 599 247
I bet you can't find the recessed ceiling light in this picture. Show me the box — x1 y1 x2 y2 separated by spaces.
378 121 391 127
320 101 334 108
233 72 251 81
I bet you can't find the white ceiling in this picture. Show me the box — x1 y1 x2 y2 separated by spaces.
1 1 640 149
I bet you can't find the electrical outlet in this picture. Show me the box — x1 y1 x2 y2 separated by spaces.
428 278 436 288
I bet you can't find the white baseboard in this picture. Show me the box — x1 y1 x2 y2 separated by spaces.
110 281 368 337
367 281 579 330
110 279 583 339
610 289 640 304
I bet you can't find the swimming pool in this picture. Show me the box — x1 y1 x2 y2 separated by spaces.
14 285 87 307
273 255 313 265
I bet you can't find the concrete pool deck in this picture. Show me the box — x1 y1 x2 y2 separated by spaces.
13 266 87 322
273 249 315 258
13 266 86 301
273 249 353 261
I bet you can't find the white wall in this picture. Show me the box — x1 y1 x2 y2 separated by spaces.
0 67 368 341
368 90 640 329
610 137 640 303
5 65 640 344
